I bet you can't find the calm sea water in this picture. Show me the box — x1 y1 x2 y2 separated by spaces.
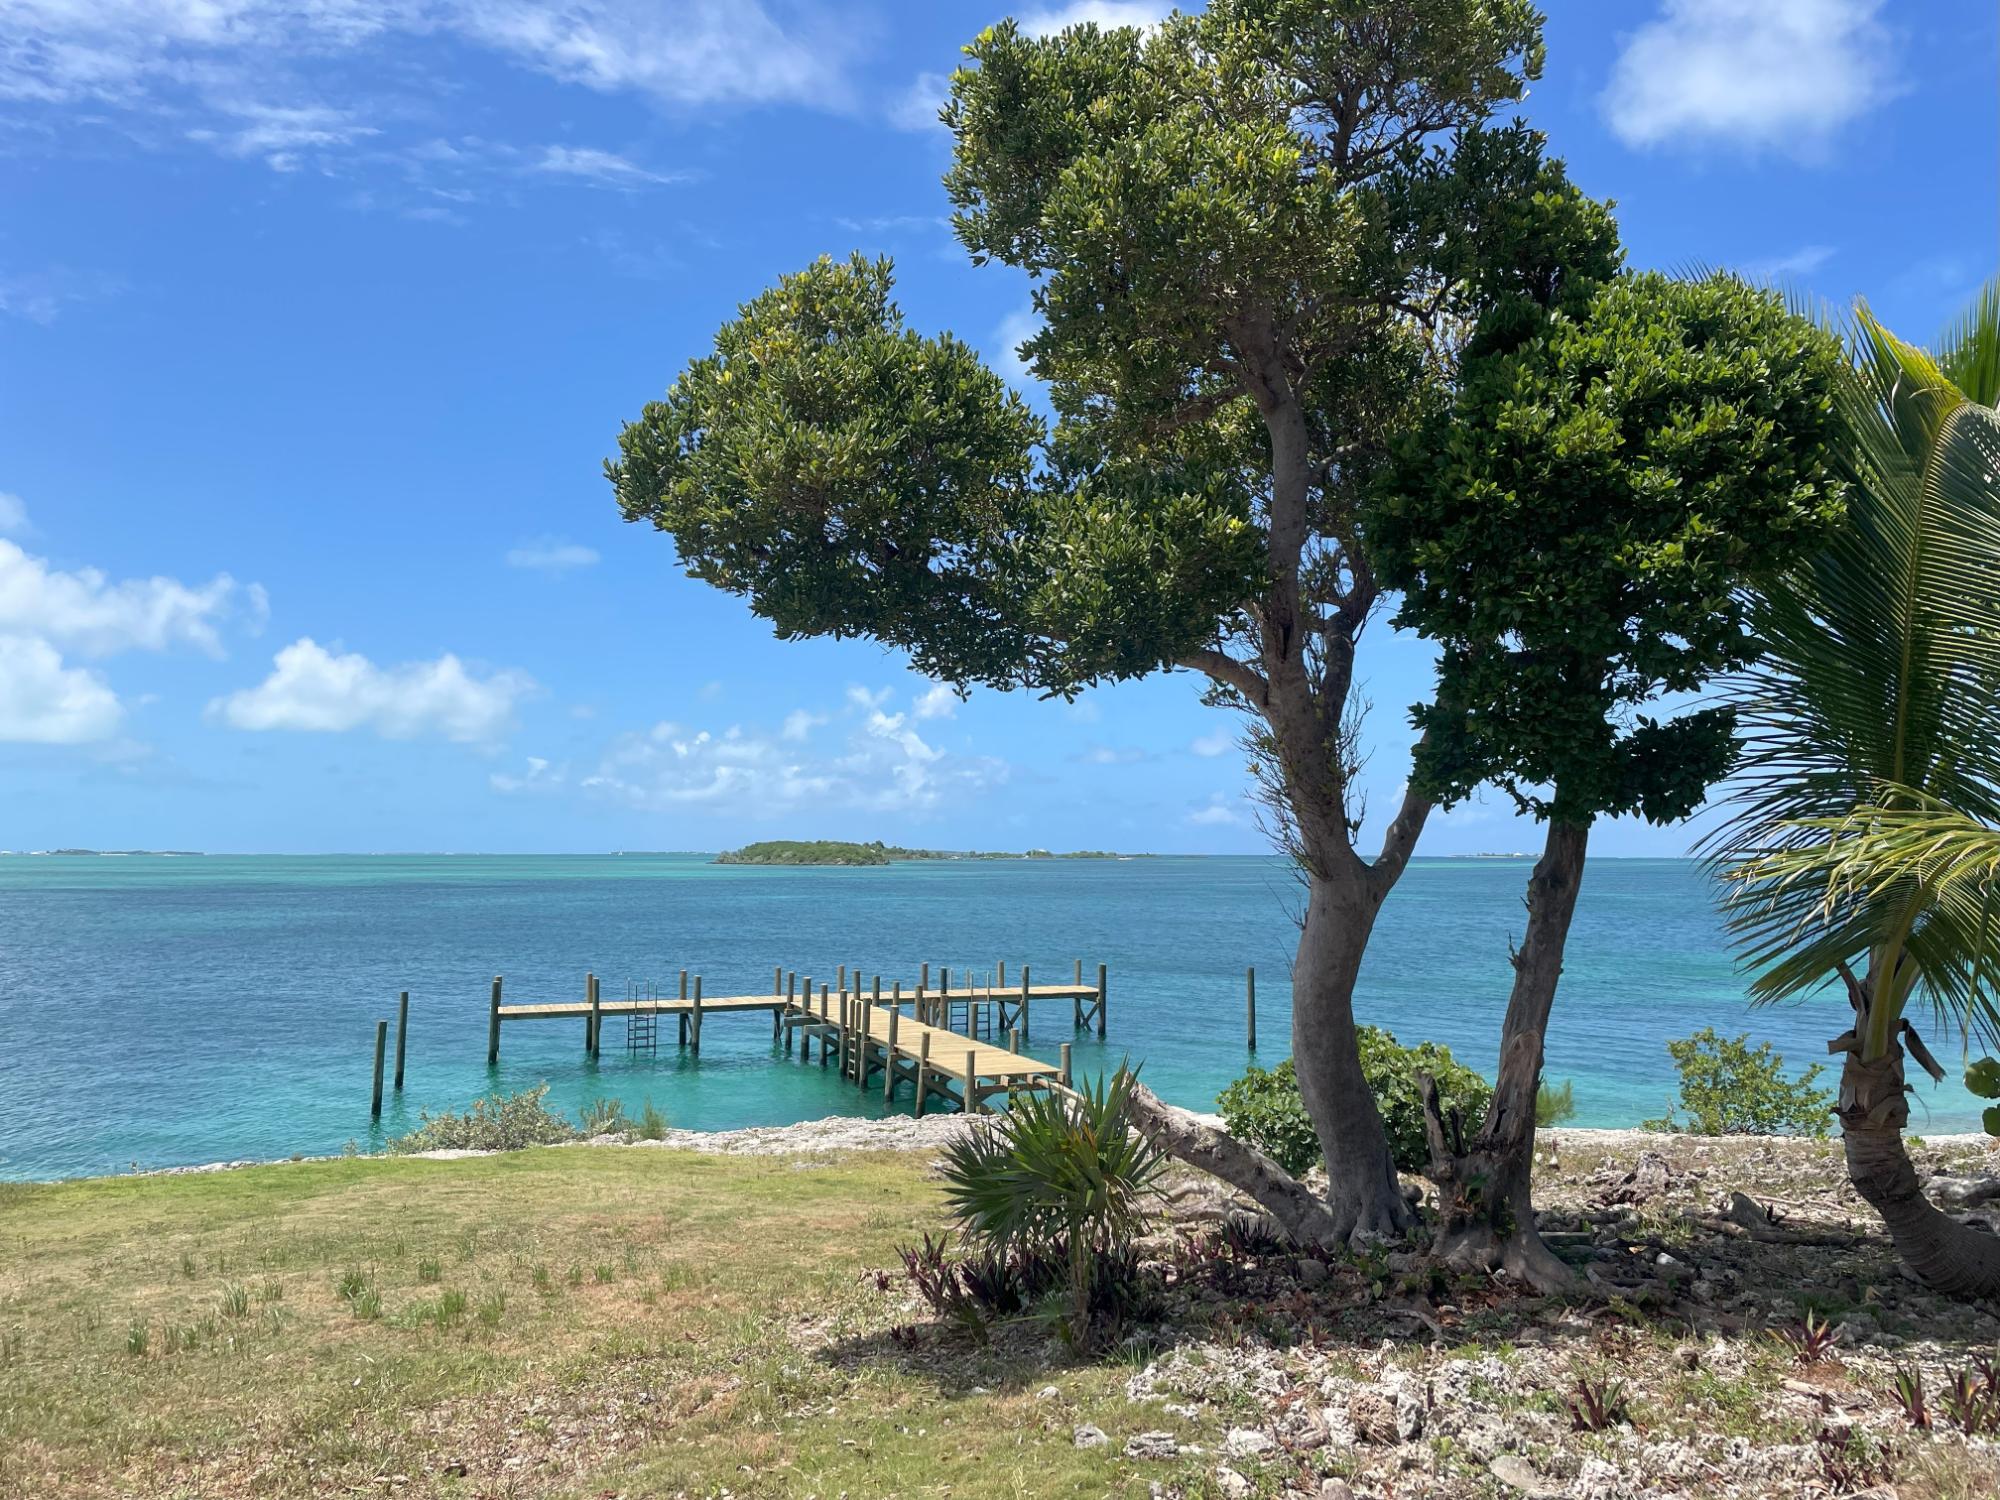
0 854 1985 1180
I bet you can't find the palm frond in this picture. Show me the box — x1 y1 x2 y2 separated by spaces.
1935 275 2000 409
1708 286 2000 1048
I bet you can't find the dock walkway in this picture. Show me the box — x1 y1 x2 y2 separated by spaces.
484 961 1108 1115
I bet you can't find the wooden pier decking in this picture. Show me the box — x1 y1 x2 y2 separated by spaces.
484 961 1107 1115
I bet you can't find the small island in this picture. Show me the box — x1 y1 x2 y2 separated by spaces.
713 840 1145 866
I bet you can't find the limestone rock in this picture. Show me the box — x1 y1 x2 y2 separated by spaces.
1073 1424 1108 1450
1124 1431 1180 1460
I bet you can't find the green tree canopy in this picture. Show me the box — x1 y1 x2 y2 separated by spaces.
1374 270 1849 827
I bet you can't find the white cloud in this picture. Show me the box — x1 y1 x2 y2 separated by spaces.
1186 792 1245 827
0 634 122 742
211 637 534 744
890 70 950 131
1019 2 1174 37
532 145 684 187
845 683 893 711
505 537 601 572
0 494 27 533
1190 728 1234 757
1601 0 1897 155
578 699 1005 815
490 754 566 793
0 538 260 657
1744 244 1837 280
912 682 958 720
0 265 126 324
2 2 855 174
991 305 1040 387
781 707 828 741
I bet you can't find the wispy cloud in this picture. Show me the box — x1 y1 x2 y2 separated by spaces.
532 145 686 187
574 700 1006 816
1743 244 1837 280
1189 729 1234 758
506 537 601 573
1601 0 1899 157
0 265 127 324
1018 3 1174 37
889 71 950 132
2 1 857 179
990 305 1041 388
211 638 534 745
0 494 29 534
912 682 959 720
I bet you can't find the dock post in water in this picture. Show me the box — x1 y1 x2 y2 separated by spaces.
883 1004 901 1102
964 1049 982 1113
393 990 409 1090
1020 964 1030 1042
370 1020 387 1117
1097 962 1108 1038
787 972 799 1055
1246 966 1256 1050
587 973 601 1056
1073 960 1083 1028
678 970 689 1046
1009 1026 1021 1055
857 996 874 1093
914 1031 932 1117
819 984 832 1068
690 975 703 1055
486 976 503 1064
1060 1041 1072 1088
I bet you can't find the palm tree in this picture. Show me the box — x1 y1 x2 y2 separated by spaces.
1712 279 2000 1297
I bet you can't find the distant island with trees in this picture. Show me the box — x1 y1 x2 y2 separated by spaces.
712 840 1143 866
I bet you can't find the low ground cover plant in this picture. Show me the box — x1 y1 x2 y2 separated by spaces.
386 1085 581 1154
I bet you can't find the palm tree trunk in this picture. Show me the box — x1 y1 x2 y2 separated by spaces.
1420 819 1589 1294
1839 1042 2000 1298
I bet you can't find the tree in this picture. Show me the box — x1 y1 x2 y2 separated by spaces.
1371 270 1848 1288
609 1 1617 1243
1713 282 2000 1298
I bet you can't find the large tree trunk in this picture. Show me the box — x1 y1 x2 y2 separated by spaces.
1121 1080 1343 1245
1293 866 1418 1242
1837 1037 2000 1298
1419 819 1589 1293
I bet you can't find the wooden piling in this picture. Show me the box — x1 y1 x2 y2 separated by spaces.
1097 962 1108 1037
1073 960 1083 1028
1020 964 1030 1042
883 1005 901 1102
690 975 703 1055
774 964 783 994
393 990 409 1090
587 972 601 1056
370 1020 387 1117
1060 1041 1072 1088
1009 1026 1021 1055
920 961 929 993
965 1049 981 1113
819 984 832 1068
857 998 873 1093
1246 965 1257 1050
998 959 1006 988
486 975 502 1064
914 1032 931 1117
678 970 689 1046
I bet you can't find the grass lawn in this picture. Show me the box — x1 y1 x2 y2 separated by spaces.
0 1148 1166 1499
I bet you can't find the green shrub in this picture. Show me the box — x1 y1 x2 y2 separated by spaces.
1536 1079 1577 1127
937 1067 1163 1346
637 1100 669 1140
1216 1027 1494 1175
578 1097 634 1137
1643 1029 1832 1137
387 1085 580 1154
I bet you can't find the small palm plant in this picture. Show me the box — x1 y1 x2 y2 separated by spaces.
937 1066 1164 1344
1712 280 2000 1297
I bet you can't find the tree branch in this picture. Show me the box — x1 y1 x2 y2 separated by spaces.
1178 648 1271 709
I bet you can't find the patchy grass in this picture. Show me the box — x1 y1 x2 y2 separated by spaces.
0 1150 1152 1498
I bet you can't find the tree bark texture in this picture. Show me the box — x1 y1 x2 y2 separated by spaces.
1121 1080 1343 1246
1836 1035 2000 1299
1420 819 1590 1293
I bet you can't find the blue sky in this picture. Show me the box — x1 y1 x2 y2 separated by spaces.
1 0 1993 855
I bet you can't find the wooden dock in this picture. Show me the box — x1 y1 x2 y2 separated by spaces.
484 961 1108 1115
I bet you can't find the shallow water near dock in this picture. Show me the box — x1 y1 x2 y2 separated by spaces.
0 853 1986 1180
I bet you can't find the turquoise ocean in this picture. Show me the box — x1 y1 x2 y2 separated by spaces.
0 853 1986 1181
